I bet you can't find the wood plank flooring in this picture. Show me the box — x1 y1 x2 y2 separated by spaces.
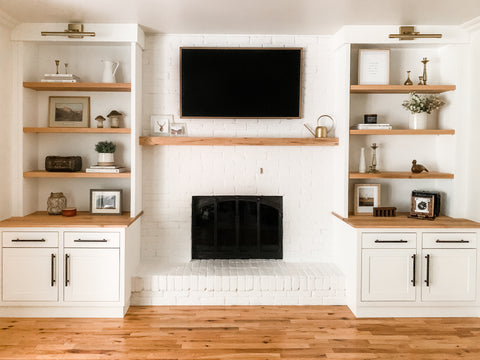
0 306 479 359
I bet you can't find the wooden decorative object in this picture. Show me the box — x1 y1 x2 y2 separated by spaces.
373 207 397 217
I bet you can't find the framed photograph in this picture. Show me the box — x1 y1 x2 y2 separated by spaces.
358 49 390 85
170 123 187 136
48 96 90 128
354 184 381 215
150 114 172 136
90 189 122 215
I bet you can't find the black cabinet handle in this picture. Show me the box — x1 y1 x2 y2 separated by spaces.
74 239 108 243
375 239 408 243
425 254 430 287
435 239 469 244
51 253 56 287
12 238 46 242
65 254 70 287
411 254 416 287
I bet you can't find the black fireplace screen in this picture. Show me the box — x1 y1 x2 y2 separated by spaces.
192 196 283 259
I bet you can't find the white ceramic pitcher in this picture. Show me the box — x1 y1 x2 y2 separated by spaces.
102 60 120 83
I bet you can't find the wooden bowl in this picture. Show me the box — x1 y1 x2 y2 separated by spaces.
62 207 77 217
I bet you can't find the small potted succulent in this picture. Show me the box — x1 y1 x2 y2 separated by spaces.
95 141 116 165
402 92 445 129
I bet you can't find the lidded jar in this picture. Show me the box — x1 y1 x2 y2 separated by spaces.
47 192 67 215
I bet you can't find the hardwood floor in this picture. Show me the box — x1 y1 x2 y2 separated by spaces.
0 306 479 359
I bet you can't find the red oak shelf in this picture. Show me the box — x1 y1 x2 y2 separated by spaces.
349 129 455 135
23 82 131 92
23 127 131 134
139 136 339 146
350 85 456 94
349 171 454 179
23 171 131 179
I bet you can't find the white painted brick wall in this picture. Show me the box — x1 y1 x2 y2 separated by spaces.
142 34 337 262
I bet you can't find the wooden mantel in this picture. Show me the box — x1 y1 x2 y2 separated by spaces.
139 136 339 146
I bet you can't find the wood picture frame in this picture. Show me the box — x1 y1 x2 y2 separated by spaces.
358 49 390 85
354 184 381 215
48 96 90 128
90 189 122 215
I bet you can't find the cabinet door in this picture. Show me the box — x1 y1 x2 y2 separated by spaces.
362 249 416 301
3 248 58 301
422 249 476 302
63 248 119 302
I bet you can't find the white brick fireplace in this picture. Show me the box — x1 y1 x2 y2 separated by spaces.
134 34 346 305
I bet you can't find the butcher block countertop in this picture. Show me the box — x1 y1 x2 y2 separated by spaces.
0 211 143 228
332 212 480 229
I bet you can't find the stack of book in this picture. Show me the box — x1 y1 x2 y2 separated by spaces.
86 165 126 173
41 74 80 83
350 123 393 130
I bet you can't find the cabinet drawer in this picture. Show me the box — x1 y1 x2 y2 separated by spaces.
64 232 120 248
3 231 58 247
422 232 477 248
362 233 416 248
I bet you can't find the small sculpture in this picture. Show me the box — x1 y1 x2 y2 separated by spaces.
107 110 123 128
55 59 60 74
368 143 379 173
418 76 424 85
95 115 106 128
411 160 429 173
64 63 69 74
404 71 413 85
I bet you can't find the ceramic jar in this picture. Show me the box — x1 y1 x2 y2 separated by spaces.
98 153 115 166
47 192 67 215
409 112 428 130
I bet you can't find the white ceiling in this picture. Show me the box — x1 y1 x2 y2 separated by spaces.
1 0 480 35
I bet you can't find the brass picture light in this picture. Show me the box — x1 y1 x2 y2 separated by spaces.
41 24 95 38
389 26 442 40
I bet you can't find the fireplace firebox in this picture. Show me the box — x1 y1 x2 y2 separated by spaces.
192 196 283 259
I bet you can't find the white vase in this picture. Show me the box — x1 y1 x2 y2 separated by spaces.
98 152 115 166
409 112 428 130
359 147 366 173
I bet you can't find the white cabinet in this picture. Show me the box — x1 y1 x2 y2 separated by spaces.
63 232 120 302
421 232 477 302
3 248 58 302
2 231 59 302
361 233 417 301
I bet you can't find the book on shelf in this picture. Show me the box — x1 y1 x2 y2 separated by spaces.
86 166 127 173
41 73 80 82
350 123 393 130
41 79 78 83
88 165 122 169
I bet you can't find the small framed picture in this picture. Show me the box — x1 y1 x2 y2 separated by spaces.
48 96 90 128
90 189 122 215
150 114 172 136
358 49 390 85
354 184 381 215
170 123 187 136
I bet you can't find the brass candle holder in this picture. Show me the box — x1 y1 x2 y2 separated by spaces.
368 143 380 173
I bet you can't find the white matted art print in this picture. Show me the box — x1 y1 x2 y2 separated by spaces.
358 49 390 85
150 114 172 136
354 184 381 215
90 189 122 215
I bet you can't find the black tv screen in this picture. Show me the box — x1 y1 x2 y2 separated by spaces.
180 48 302 118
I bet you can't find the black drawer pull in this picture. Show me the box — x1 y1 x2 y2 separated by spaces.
51 254 56 287
435 239 469 244
12 238 46 242
375 239 408 243
411 254 416 287
74 239 108 243
65 254 70 287
425 254 430 287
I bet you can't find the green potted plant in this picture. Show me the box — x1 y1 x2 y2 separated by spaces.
95 141 116 165
402 92 445 129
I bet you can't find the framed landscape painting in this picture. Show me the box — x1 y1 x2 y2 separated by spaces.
48 96 90 128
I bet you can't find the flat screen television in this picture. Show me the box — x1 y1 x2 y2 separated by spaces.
180 47 302 118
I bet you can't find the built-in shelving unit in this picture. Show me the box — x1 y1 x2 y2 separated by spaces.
349 171 454 179
350 85 456 94
23 171 131 178
139 136 339 146
349 129 455 135
23 82 131 92
23 127 131 134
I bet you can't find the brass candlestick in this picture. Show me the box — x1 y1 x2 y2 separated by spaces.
55 59 59 74
404 71 413 85
422 57 429 85
64 63 69 74
368 143 379 173
418 76 424 85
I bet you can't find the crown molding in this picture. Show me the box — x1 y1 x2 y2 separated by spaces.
0 9 18 29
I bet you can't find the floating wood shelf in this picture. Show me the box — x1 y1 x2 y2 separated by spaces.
139 136 339 146
23 82 131 92
349 129 455 135
23 171 131 179
350 85 456 94
349 171 454 179
23 127 131 134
